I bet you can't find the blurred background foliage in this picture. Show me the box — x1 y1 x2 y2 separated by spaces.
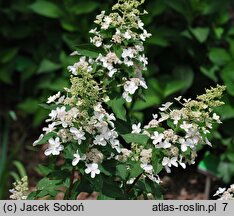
1 0 234 199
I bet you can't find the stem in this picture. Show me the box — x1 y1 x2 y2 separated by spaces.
67 167 75 200
127 172 143 194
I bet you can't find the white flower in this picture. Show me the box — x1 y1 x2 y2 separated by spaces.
140 29 152 41
101 16 112 29
44 137 64 156
132 123 141 134
162 157 178 173
205 138 212 147
122 92 132 103
123 30 132 39
158 113 169 122
127 178 135 185
56 106 66 119
124 58 134 67
72 151 86 166
42 122 57 134
156 140 171 149
47 109 57 122
151 131 164 145
122 48 135 59
90 36 102 47
139 54 148 66
124 80 138 95
138 20 144 29
179 138 191 152
159 102 173 111
85 163 100 178
175 96 182 101
139 79 147 89
140 163 153 173
214 187 226 196
108 68 118 77
70 127 86 144
67 65 77 75
110 139 121 153
170 110 181 125
179 156 186 169
148 174 161 184
93 134 107 146
33 134 44 146
180 121 193 132
47 92 61 104
112 29 122 43
213 113 221 123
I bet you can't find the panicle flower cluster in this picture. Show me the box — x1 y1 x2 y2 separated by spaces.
121 85 226 177
90 0 150 102
33 0 151 180
214 184 234 200
32 0 225 186
9 176 29 200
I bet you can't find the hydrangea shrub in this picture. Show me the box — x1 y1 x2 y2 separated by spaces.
11 0 226 200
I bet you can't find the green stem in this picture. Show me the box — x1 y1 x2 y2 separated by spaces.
66 167 75 200
126 172 143 194
0 115 9 199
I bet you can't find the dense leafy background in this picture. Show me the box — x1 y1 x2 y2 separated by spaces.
1 0 234 199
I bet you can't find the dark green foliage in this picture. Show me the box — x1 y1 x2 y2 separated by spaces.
1 0 234 199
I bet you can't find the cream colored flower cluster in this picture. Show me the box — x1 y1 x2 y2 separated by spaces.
32 0 225 185
214 184 234 200
9 176 29 200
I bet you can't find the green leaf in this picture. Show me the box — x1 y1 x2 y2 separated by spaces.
208 48 231 66
221 63 234 96
99 164 112 176
37 177 62 191
190 27 210 43
37 190 49 198
33 132 56 146
39 103 58 110
121 133 149 145
0 67 13 84
214 27 224 39
71 2 99 15
102 178 124 199
37 78 69 91
129 162 143 178
90 174 103 192
13 161 27 178
198 152 220 177
116 164 128 180
165 0 186 14
165 0 192 22
217 162 234 183
76 44 102 58
152 158 163 175
133 79 161 111
145 178 163 199
97 193 115 200
37 59 61 74
36 164 52 176
227 153 234 163
163 66 194 97
200 65 218 82
27 191 38 200
215 96 234 120
17 98 39 114
0 48 18 64
107 97 126 121
147 27 175 47
29 1 63 18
